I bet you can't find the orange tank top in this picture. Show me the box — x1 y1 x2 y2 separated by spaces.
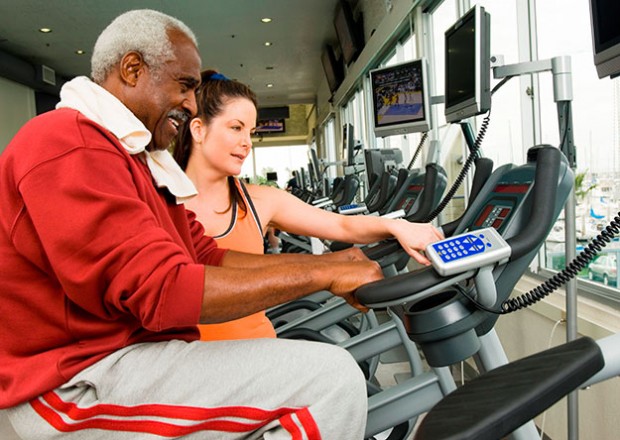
198 179 277 340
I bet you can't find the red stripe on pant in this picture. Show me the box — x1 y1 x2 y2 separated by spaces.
30 391 321 438
280 409 322 440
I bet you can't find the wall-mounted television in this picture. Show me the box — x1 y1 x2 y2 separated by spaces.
321 44 344 94
342 122 360 166
444 5 491 123
369 58 431 138
333 0 363 66
588 0 620 79
255 119 285 134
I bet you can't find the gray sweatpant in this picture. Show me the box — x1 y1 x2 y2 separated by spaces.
7 338 367 439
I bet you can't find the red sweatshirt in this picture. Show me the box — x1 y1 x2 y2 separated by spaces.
0 108 227 408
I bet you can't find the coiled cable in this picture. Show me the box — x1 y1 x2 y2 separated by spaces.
422 111 491 223
501 212 620 313
406 131 429 171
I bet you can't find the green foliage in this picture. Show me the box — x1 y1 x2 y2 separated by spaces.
247 174 279 187
574 170 597 201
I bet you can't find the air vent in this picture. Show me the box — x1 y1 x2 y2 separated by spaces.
38 64 56 86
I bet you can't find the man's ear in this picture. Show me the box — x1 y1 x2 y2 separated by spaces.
120 51 145 87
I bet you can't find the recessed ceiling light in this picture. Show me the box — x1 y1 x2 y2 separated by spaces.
261 18 272 23
39 28 52 33
264 41 272 47
266 83 274 88
75 50 85 55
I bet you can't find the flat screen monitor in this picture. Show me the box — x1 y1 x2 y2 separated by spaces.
444 5 491 123
321 44 344 94
364 148 403 180
309 147 321 179
299 168 308 189
370 58 431 138
307 161 318 191
589 0 620 78
342 123 359 166
333 0 363 65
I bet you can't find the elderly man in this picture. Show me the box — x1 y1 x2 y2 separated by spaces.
0 9 384 440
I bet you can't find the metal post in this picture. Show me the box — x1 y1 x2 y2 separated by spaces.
552 55 579 440
494 55 579 439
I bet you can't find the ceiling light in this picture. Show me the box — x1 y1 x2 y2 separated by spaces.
266 83 273 88
39 28 52 33
264 42 272 47
75 50 85 55
261 18 272 23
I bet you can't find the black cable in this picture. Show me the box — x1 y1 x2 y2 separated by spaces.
491 76 513 95
422 111 491 223
406 131 429 171
411 74 509 223
457 212 620 314
501 212 620 313
559 103 570 151
457 286 504 315
449 76 582 314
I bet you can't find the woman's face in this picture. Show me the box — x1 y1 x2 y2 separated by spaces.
191 97 257 177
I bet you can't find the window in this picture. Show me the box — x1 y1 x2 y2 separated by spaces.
374 34 428 170
536 0 620 296
240 145 310 189
429 0 527 222
321 117 339 183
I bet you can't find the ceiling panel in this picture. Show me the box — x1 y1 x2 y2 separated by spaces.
0 0 341 106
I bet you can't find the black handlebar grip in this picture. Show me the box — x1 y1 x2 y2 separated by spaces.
506 145 562 260
407 164 440 223
355 265 445 305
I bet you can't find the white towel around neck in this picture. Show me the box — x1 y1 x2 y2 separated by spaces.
56 76 197 204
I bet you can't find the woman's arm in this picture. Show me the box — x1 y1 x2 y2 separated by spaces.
248 185 443 265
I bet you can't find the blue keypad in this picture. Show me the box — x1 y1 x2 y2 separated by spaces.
432 233 490 263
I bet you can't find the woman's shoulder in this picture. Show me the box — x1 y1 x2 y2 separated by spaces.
244 182 292 212
244 181 283 196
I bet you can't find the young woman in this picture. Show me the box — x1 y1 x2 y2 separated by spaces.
174 70 444 341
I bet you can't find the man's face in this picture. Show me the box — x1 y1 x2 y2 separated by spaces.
132 30 201 151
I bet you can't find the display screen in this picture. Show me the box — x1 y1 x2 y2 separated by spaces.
444 5 491 123
369 58 430 137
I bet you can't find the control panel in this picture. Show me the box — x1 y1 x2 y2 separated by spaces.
395 184 423 213
337 203 368 215
470 182 530 233
426 227 511 276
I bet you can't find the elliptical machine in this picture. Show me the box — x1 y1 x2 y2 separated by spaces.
351 145 573 439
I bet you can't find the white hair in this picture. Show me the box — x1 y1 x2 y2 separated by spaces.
91 9 198 84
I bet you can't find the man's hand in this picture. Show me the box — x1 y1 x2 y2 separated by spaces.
325 260 383 312
320 246 369 263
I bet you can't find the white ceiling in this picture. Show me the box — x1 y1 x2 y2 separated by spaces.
0 0 342 107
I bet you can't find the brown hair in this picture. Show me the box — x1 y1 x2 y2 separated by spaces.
174 70 258 215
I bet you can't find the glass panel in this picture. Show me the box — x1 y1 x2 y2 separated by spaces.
536 0 620 295
472 0 525 168
430 1 525 222
241 145 310 190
